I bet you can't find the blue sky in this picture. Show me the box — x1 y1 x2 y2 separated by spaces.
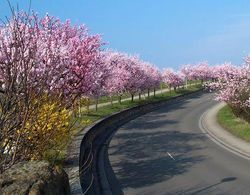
1 0 250 69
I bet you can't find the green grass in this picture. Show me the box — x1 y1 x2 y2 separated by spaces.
217 105 250 142
89 80 203 105
89 86 167 105
76 84 202 131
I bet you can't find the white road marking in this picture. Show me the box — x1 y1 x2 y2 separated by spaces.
167 152 175 160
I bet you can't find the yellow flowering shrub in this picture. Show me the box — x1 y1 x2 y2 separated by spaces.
1 93 94 171
19 96 74 161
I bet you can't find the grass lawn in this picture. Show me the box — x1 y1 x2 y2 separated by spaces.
217 105 250 142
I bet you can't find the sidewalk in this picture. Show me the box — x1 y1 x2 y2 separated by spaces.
200 102 250 160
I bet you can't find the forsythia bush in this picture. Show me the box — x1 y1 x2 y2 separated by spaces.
1 95 75 170
1 92 94 172
21 98 72 160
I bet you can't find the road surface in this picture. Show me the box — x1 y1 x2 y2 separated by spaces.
108 92 250 195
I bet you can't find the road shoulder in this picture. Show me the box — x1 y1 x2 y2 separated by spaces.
200 102 250 160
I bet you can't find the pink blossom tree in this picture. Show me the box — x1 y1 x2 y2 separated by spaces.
162 68 184 91
123 55 147 101
141 62 162 98
181 62 212 85
102 51 132 104
103 51 162 102
208 61 250 122
34 15 107 101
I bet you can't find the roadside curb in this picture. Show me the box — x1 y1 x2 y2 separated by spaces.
199 102 250 160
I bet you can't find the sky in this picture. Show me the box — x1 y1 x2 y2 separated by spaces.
1 0 250 69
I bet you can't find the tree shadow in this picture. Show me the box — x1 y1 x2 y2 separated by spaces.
109 102 208 189
167 177 237 195
110 130 206 188
108 92 210 189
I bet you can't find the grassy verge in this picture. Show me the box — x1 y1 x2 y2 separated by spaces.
217 105 250 142
89 80 202 105
77 84 202 126
89 86 168 105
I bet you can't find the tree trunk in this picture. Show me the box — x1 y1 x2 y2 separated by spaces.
118 95 122 104
153 89 156 97
78 98 81 117
95 98 98 111
87 104 89 113
139 93 141 100
72 101 77 117
148 89 150 98
131 94 134 102
110 96 113 106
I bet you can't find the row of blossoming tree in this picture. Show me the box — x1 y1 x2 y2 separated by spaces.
0 10 248 172
182 61 250 122
208 62 250 123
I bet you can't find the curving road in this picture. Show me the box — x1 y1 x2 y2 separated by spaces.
108 92 250 195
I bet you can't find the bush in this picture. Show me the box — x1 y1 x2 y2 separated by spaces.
0 94 75 172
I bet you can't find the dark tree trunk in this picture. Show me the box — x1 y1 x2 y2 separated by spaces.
95 98 98 111
110 96 113 106
118 95 122 104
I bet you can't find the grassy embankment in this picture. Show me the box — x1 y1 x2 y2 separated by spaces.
217 105 250 142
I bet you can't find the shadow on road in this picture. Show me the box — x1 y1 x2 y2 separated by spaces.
169 177 237 195
109 94 209 189
190 177 237 195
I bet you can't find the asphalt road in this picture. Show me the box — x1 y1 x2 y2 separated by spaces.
108 92 250 195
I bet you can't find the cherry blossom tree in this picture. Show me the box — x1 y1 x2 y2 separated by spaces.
123 55 147 101
162 68 184 91
210 62 237 80
103 51 162 102
181 62 212 85
208 61 250 122
34 15 107 101
141 62 162 98
102 51 131 103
